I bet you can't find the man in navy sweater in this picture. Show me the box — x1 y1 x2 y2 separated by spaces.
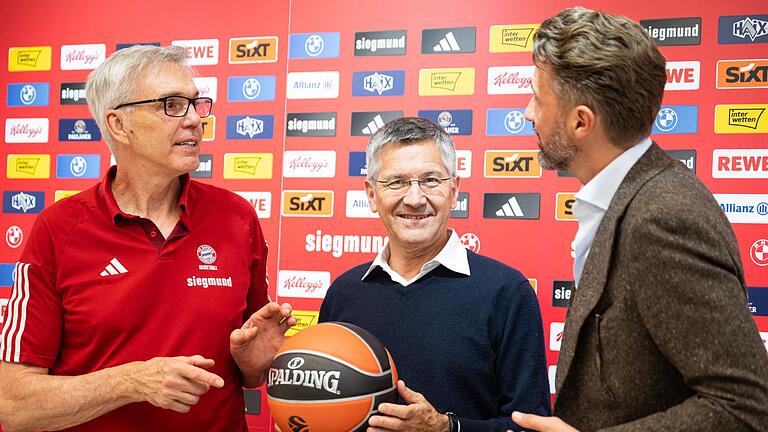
319 117 551 431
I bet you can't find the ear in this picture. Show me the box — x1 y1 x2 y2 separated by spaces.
105 110 130 146
569 105 596 140
450 176 461 207
364 179 378 214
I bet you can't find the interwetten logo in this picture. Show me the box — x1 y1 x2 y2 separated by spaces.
171 39 219 66
418 68 475 96
5 118 49 143
228 36 278 63
194 77 218 102
350 111 403 136
282 191 334 217
712 149 768 178
421 27 476 54
286 71 339 99
305 230 387 258
487 66 534 94
489 24 539 52
717 59 768 89
486 108 534 136
354 30 407 56
3 191 44 214
652 105 698 134
286 112 337 137
451 192 469 218
56 154 100 179
483 193 540 219
715 104 768 133
60 82 87 105
7 83 49 107
484 150 542 178
191 154 212 179
640 17 701 46
555 193 576 221
351 70 405 96
54 190 80 201
8 46 52 71
665 61 700 90
283 151 336 178
348 152 367 177
224 153 273 179
7 155 50 179
289 32 340 59
419 110 472 135
58 119 101 142
234 191 271 219
277 270 331 299
345 190 377 219
714 194 768 224
226 115 274 139
227 76 276 102
60 44 106 70
285 310 320 336
718 15 768 44
666 150 697 172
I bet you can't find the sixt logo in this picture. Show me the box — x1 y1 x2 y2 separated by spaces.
484 150 542 178
555 193 576 221
718 15 768 44
282 191 334 217
226 115 274 139
228 36 278 63
3 191 44 214
351 71 405 96
717 59 768 89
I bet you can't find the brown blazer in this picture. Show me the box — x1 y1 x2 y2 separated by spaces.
554 143 768 431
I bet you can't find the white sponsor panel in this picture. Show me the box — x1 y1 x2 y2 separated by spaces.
286 71 340 99
712 149 768 178
5 118 49 143
761 332 768 352
665 61 700 90
171 39 219 66
283 151 336 178
234 191 271 219
456 150 472 178
549 322 565 351
277 270 331 299
487 66 534 94
346 190 378 218
548 365 557 394
713 194 768 224
60 44 106 70
193 77 218 102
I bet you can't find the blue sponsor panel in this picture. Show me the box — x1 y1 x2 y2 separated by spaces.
58 119 101 141
56 154 101 179
0 264 15 287
652 105 698 134
418 109 473 136
289 32 340 59
748 287 768 316
486 108 535 136
718 15 768 44
349 151 367 176
116 42 161 50
227 76 277 102
3 191 45 214
226 115 275 139
7 83 49 107
351 71 405 96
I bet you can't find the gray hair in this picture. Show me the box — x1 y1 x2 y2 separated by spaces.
533 7 667 148
366 117 456 181
85 45 190 152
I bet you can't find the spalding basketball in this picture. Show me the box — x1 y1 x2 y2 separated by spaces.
267 322 398 432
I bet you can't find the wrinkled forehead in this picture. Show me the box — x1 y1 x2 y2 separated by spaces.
131 62 198 99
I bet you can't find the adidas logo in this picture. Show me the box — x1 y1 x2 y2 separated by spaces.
362 114 386 135
100 258 128 276
496 196 525 217
433 32 461 52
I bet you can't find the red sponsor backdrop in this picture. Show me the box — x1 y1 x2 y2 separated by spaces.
1 0 766 430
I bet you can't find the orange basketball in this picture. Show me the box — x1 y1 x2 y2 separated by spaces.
266 322 398 432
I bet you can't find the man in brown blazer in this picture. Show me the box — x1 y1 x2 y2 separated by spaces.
512 7 768 432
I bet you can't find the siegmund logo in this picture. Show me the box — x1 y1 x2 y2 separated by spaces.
191 154 212 178
552 280 574 308
640 17 701 46
421 27 476 54
60 82 87 105
451 192 469 218
666 150 696 172
354 30 406 56
483 193 540 219
286 112 336 137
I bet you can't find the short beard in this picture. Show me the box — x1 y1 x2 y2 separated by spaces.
537 121 576 172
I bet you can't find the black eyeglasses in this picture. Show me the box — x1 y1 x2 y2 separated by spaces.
113 96 213 118
376 176 453 192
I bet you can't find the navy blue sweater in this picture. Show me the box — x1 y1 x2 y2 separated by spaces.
319 250 551 431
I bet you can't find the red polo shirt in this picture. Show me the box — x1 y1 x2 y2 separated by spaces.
0 166 269 431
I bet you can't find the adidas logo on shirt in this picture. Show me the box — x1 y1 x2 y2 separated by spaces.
100 258 128 276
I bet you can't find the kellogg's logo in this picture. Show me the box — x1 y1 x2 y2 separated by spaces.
487 66 534 94
5 118 48 143
277 270 331 299
283 151 336 178
60 44 106 70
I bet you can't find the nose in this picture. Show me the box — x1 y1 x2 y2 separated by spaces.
402 181 427 207
524 96 535 122
182 103 203 128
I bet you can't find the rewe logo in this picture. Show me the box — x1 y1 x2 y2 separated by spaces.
100 258 127 276
171 39 219 66
665 61 700 90
234 191 271 219
712 149 768 178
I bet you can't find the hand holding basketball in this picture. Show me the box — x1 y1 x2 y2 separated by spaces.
367 380 449 432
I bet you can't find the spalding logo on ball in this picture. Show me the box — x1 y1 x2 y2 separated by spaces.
267 322 398 431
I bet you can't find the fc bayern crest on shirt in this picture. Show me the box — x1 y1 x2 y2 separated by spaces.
197 244 218 270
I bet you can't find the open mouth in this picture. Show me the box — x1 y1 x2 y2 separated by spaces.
174 140 198 147
399 214 431 220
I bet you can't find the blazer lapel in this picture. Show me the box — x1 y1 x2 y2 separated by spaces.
556 143 673 393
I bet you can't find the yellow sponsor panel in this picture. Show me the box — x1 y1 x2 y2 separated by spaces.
202 115 216 141
528 278 538 294
55 190 81 202
489 25 539 52
228 36 278 63
715 104 768 134
282 190 334 217
418 67 475 96
286 310 319 336
7 154 51 178
223 153 273 179
555 193 577 221
484 150 542 177
8 46 52 71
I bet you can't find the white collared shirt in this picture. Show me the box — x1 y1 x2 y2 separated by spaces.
361 229 471 286
572 137 653 286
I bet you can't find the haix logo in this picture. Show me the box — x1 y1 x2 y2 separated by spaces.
283 151 336 178
226 115 274 139
11 192 37 213
484 150 542 178
419 109 473 135
286 112 337 137
421 27 476 54
289 32 340 59
228 36 278 63
665 61 700 90
282 191 334 217
354 30 407 56
3 191 44 214
418 68 475 96
60 82 87 105
193 77 218 102
8 46 52 71
714 194 768 224
60 44 106 70
350 111 403 136
227 76 276 102
487 66 534 94
715 104 768 133
277 270 331 299
286 71 340 99
171 39 219 65
223 153 273 179
305 230 386 258
268 356 341 394
652 106 698 134
483 193 540 219
717 59 768 89
7 83 49 107
489 24 539 52
486 108 534 136
351 71 405 96
713 149 768 178
5 118 48 143
459 232 480 253
751 239 768 267
718 15 768 44
640 17 702 46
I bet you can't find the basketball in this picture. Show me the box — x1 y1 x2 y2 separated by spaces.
266 322 398 432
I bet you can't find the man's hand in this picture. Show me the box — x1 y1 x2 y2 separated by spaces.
130 355 224 413
230 302 295 386
367 380 449 432
510 412 579 432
